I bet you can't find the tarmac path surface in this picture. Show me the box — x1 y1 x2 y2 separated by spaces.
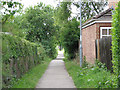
36 51 76 88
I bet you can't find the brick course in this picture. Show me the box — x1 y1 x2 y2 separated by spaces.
82 24 96 64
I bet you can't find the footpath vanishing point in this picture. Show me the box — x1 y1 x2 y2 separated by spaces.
36 51 76 88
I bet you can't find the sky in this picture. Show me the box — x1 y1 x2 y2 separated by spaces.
20 0 59 9
20 0 110 9
19 0 109 16
19 0 78 17
2 0 109 17
1 0 78 17
20 0 80 9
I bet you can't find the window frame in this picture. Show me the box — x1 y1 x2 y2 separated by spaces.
100 27 112 38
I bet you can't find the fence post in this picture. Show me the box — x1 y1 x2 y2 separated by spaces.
97 39 100 61
96 39 100 60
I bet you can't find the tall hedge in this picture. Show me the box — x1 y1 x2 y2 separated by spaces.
112 1 120 87
1 33 46 88
60 18 80 59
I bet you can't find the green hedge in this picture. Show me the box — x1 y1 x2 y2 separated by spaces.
112 1 120 87
1 34 46 88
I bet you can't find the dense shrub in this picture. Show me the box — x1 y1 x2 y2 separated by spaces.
112 1 120 87
17 3 58 59
61 18 80 59
1 34 46 88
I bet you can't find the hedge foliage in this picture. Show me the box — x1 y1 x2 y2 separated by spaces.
112 1 120 87
1 33 46 88
61 18 80 59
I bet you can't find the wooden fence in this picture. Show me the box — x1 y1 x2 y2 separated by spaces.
95 37 113 70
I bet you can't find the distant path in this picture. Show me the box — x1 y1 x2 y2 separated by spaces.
36 51 76 88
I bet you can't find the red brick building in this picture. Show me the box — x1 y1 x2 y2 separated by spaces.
82 0 120 64
82 8 112 64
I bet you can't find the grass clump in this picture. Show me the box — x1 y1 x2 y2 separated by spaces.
11 57 51 88
64 59 116 88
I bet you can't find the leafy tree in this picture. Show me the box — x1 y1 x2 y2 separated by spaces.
54 0 107 59
54 2 71 26
1 0 25 37
61 18 80 59
55 0 108 22
1 0 23 24
54 2 72 47
73 0 108 21
54 2 80 59
20 3 58 58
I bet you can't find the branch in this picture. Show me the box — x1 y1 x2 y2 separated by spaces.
91 2 99 14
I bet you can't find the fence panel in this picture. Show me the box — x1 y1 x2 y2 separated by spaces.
96 37 112 70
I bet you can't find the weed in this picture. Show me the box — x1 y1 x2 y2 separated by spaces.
82 56 88 68
65 59 116 88
11 58 51 88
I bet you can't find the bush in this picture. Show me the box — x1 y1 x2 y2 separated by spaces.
1 33 46 88
112 1 120 87
61 18 80 59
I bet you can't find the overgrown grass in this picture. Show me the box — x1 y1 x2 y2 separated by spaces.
11 57 51 88
64 59 116 88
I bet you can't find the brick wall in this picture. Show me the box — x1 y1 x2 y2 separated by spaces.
82 23 111 64
82 24 97 64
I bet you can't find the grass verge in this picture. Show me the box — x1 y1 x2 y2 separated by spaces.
64 59 116 88
11 57 51 88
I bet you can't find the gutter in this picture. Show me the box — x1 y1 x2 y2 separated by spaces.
82 20 112 29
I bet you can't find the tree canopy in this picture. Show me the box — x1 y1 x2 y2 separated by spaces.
1 0 23 24
54 0 108 59
73 0 108 21
18 3 58 58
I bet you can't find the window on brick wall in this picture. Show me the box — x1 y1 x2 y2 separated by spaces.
100 27 112 38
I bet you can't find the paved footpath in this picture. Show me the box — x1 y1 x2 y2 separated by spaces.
36 51 76 88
